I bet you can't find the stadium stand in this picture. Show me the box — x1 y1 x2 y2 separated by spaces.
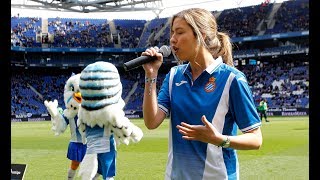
11 0 309 119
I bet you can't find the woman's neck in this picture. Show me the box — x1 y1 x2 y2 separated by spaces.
189 51 215 81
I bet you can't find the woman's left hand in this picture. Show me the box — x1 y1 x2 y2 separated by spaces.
176 115 224 145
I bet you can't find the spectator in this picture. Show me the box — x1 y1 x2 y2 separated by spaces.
259 98 269 122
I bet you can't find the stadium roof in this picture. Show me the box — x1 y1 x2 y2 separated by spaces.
11 0 289 20
11 0 164 13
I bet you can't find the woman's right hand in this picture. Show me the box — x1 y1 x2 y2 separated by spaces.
142 47 163 77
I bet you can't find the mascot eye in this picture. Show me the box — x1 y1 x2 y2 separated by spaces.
74 107 77 110
70 85 75 92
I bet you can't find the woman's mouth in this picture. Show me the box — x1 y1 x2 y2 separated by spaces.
172 46 179 53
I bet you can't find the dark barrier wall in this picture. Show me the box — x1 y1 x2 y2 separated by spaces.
11 108 308 122
266 107 309 116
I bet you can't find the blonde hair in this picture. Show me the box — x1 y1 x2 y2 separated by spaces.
170 8 234 67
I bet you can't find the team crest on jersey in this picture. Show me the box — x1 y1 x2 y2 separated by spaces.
204 77 216 93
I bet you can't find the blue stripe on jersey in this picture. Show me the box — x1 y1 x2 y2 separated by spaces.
158 58 261 180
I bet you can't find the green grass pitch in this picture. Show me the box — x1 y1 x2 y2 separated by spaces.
11 116 309 180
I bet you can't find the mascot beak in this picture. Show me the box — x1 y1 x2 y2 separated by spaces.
73 92 82 103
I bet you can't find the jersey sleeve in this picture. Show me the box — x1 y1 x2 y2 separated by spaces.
229 72 261 132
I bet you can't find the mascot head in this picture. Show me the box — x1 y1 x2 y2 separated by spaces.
78 61 143 145
79 61 123 111
63 73 82 119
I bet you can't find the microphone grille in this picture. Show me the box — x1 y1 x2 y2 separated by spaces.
159 45 171 57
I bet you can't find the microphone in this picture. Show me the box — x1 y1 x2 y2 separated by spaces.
123 45 171 71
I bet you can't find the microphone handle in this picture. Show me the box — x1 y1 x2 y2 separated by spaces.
123 55 157 71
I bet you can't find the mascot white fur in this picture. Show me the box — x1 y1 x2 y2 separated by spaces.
44 73 82 135
77 61 143 180
44 73 89 180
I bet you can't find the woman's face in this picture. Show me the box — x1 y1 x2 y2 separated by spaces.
170 17 197 62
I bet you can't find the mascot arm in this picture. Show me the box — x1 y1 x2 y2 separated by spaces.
77 107 87 144
44 100 68 136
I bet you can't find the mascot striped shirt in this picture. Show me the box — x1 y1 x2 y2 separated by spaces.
157 57 261 180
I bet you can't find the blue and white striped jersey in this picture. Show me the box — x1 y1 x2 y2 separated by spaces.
158 57 261 180
84 125 115 154
64 115 83 143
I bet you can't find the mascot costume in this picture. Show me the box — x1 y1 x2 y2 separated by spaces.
77 61 143 180
44 73 99 180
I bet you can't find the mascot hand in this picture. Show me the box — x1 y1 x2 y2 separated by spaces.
44 100 67 135
44 99 60 117
130 123 143 143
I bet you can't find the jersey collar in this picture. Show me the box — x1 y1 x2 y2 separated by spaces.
206 56 223 74
182 56 223 79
